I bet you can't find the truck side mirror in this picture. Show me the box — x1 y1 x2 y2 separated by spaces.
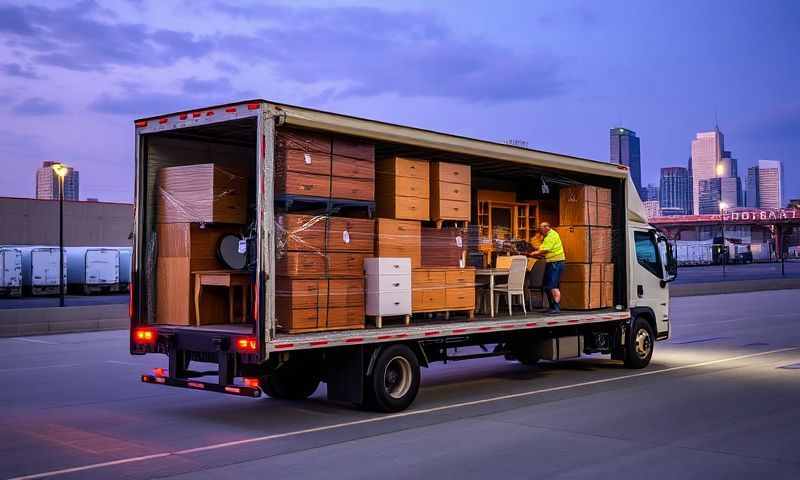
657 235 678 282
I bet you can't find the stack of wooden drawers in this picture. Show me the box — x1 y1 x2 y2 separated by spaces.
411 267 476 317
275 129 376 201
431 161 471 225
275 213 374 333
375 157 430 221
375 219 421 268
365 258 412 327
332 137 375 201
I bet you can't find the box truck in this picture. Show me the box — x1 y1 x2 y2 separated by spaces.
19 246 67 296
131 100 677 412
0 247 22 297
66 247 121 294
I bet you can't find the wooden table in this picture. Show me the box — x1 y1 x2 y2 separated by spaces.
475 268 509 318
193 270 250 326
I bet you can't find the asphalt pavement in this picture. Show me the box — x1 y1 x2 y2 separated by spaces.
673 260 800 283
0 289 799 479
0 294 128 310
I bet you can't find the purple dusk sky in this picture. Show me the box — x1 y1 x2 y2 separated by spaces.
0 0 797 203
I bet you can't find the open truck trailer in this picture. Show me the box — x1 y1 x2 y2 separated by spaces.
131 100 677 412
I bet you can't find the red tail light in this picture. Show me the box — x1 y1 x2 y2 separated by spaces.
243 377 259 388
236 337 257 353
153 367 166 378
134 327 157 344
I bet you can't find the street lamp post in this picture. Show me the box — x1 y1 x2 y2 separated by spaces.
52 163 69 307
719 201 728 278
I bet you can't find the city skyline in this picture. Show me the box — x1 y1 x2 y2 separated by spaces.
0 1 798 203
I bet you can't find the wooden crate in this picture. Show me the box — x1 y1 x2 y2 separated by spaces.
332 155 374 179
332 176 374 201
276 148 332 177
558 226 612 263
276 129 331 154
155 223 240 325
559 185 612 227
157 164 247 224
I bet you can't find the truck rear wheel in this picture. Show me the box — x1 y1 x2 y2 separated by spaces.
365 344 420 412
261 364 320 400
624 316 654 369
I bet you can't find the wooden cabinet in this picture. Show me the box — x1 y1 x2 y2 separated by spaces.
155 223 241 325
376 157 430 221
431 161 471 224
376 218 421 268
411 267 475 315
365 258 412 327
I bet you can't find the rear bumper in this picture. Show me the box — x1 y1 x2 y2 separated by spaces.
141 374 261 398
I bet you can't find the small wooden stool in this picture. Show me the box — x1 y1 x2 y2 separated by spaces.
192 270 250 326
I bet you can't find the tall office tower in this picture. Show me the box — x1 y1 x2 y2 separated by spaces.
610 127 642 197
698 178 722 214
690 128 724 214
659 166 691 215
746 166 760 207
718 150 738 177
36 161 80 201
757 160 784 208
720 177 741 209
642 183 659 202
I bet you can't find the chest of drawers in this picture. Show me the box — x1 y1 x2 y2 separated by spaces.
431 161 471 224
411 266 476 318
365 258 412 327
375 218 422 268
375 157 430 221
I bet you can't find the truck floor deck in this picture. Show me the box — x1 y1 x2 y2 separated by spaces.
265 309 629 352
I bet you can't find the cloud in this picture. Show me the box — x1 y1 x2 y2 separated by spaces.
4 2 565 106
0 2 214 72
1 63 42 79
13 97 64 115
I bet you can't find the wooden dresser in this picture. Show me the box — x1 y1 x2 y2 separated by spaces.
375 218 422 268
375 157 430 221
431 161 471 225
365 258 412 328
411 267 475 318
331 137 375 201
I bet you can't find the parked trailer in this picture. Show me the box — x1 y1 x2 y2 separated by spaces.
118 247 132 292
131 100 677 412
0 247 22 297
19 246 67 296
66 247 121 294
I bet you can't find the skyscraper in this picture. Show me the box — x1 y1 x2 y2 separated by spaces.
36 161 79 201
757 160 784 208
610 127 641 198
698 178 722 214
746 166 760 207
690 128 724 214
718 150 738 177
659 166 691 215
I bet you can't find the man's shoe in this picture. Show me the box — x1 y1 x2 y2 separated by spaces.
545 309 560 315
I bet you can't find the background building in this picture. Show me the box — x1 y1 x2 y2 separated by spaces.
746 166 760 207
36 161 79 201
642 183 659 202
643 200 661 219
659 166 691 215
718 150 738 177
610 127 642 198
0 197 132 246
690 128 724 214
758 160 784 208
698 178 722 214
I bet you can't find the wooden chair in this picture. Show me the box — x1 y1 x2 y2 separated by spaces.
493 256 527 316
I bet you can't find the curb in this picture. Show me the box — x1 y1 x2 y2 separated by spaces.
0 304 128 337
670 277 800 297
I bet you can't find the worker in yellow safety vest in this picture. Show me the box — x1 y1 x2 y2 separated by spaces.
529 222 565 314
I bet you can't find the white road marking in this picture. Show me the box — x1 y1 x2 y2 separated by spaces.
8 346 799 480
8 337 57 345
105 360 142 366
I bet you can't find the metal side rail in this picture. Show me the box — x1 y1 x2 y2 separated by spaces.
141 374 262 398
267 310 630 352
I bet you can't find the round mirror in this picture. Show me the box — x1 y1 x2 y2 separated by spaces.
218 234 246 270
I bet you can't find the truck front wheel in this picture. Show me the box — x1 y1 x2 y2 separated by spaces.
365 344 420 412
624 317 654 369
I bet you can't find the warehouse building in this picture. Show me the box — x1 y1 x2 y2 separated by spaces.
0 196 133 247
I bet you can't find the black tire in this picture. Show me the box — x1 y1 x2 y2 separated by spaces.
260 364 320 400
624 316 655 369
506 339 541 366
365 344 420 412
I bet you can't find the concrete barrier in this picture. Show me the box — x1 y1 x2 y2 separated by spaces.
670 277 800 297
0 304 127 337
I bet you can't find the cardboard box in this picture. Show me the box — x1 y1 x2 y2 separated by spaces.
560 262 614 310
157 164 247 224
558 226 612 263
559 281 601 310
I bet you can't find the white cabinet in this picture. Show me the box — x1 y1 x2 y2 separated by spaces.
365 257 412 328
